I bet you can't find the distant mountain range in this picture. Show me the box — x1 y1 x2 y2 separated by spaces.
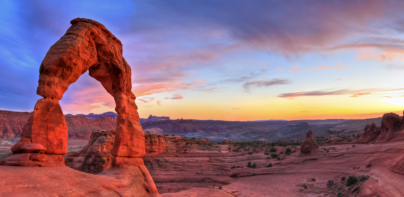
0 110 382 143
69 112 170 123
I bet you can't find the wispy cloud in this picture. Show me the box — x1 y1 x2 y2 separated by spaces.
289 65 301 72
243 78 290 92
133 79 207 97
356 50 404 62
279 88 404 98
165 93 184 100
309 62 349 71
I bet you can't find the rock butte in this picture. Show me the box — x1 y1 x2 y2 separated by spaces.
0 18 159 196
300 130 320 154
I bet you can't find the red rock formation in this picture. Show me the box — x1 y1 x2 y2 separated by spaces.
376 113 401 143
145 134 167 157
300 130 320 153
65 130 115 173
3 17 159 195
357 112 404 144
223 140 235 145
5 18 148 167
356 123 381 144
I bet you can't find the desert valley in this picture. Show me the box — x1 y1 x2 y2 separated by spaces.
1 108 404 196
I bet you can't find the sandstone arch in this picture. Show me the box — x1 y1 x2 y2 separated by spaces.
6 18 145 166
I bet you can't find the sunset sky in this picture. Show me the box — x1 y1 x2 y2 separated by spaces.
1 0 404 121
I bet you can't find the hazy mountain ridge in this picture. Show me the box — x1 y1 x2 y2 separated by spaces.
0 110 382 143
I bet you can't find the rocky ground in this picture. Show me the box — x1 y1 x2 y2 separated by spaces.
1 111 404 196
2 134 404 196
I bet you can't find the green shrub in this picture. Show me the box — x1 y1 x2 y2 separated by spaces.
302 184 307 189
341 177 345 181
337 192 343 197
219 186 222 189
311 178 316 182
270 147 277 152
346 176 358 186
264 152 269 155
267 163 272 167
359 175 369 181
327 180 333 188
252 163 256 168
247 162 251 168
285 148 292 155
231 166 235 169
248 152 253 155
271 154 278 158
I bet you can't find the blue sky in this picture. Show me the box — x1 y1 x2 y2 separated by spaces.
1 0 404 120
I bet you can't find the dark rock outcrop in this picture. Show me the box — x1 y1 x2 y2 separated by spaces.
356 123 381 144
358 111 404 143
300 130 320 153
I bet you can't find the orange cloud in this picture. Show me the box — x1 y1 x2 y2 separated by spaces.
356 50 404 62
289 65 301 72
309 62 348 71
133 79 207 97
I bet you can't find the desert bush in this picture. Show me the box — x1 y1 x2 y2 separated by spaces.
359 175 369 181
247 162 252 168
327 180 334 188
270 147 277 152
248 152 253 155
264 152 269 155
231 166 235 169
341 177 345 181
219 186 222 189
285 148 292 155
311 178 316 182
267 163 272 167
346 176 358 186
271 154 278 158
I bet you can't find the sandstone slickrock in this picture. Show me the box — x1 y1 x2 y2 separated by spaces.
300 130 320 153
